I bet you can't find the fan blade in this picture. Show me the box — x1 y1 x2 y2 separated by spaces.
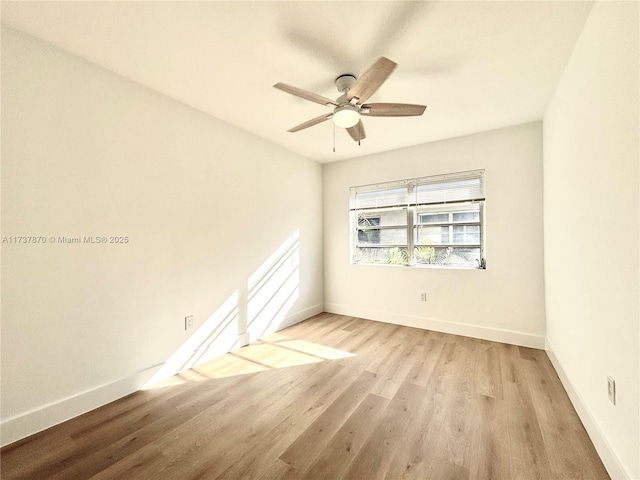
361 103 426 117
274 83 338 107
346 57 397 104
287 113 333 132
346 120 366 142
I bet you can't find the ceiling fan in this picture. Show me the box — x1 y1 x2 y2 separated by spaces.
273 57 426 143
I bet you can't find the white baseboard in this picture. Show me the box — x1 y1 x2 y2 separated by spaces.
0 303 324 448
0 363 162 448
545 338 632 480
277 303 324 330
324 303 545 349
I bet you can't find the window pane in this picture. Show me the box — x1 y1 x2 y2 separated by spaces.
453 225 465 244
358 209 406 227
416 226 450 245
452 211 479 222
356 247 409 265
466 225 480 244
441 226 450 243
418 213 449 224
357 228 407 245
416 203 479 221
358 214 380 227
452 225 480 245
358 229 380 244
415 247 481 267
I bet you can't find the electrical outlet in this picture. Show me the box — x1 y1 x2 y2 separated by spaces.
420 292 427 302
185 315 194 331
607 376 616 405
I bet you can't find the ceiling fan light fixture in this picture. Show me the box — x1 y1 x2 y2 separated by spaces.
332 105 360 128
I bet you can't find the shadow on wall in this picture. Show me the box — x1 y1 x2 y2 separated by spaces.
143 230 301 388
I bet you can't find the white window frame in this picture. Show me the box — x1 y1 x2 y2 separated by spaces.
349 170 486 269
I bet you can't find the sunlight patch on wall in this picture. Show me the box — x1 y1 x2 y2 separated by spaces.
144 230 307 390
246 230 300 342
143 291 240 389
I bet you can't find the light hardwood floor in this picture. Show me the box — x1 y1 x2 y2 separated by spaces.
1 313 609 479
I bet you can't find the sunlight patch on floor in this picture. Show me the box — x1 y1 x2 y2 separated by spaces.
145 336 356 386
274 339 356 360
233 343 322 369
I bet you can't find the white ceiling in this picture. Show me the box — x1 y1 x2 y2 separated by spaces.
2 1 594 163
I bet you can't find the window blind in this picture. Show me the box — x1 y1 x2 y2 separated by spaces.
350 170 484 211
352 186 408 210
414 170 484 206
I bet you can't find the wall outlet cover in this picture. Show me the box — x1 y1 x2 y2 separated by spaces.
607 376 616 405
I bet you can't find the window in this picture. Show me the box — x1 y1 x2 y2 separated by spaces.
350 170 485 268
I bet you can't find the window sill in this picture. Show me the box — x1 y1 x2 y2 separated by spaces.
351 262 486 271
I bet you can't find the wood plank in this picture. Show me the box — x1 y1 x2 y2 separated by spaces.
467 394 513 480
369 343 425 399
279 370 378 473
504 380 554 479
342 381 429 479
406 338 445 387
381 382 446 478
423 339 476 475
521 349 609 479
474 341 504 399
302 393 389 480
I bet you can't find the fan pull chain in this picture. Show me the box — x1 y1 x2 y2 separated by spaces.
333 122 336 153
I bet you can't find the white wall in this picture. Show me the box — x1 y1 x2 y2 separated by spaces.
543 2 639 479
0 28 323 446
323 122 546 348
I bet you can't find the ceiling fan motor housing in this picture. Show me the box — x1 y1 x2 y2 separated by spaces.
335 74 357 93
334 76 360 128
